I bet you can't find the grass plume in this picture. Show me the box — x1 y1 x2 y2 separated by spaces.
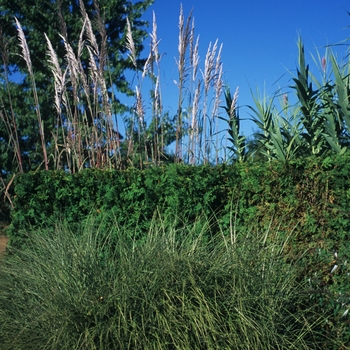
15 17 48 170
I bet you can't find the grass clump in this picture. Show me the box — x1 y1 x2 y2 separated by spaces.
0 211 323 349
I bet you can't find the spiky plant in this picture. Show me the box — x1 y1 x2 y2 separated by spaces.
220 86 246 162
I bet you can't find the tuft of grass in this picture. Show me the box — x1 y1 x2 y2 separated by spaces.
0 211 325 349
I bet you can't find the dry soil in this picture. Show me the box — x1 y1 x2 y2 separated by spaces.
0 222 9 258
0 235 8 257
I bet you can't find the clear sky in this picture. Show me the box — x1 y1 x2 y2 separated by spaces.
140 0 350 136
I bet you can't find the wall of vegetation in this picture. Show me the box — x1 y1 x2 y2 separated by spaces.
9 153 350 248
4 152 350 346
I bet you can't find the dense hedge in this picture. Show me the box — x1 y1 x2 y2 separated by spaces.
9 165 227 245
8 154 350 248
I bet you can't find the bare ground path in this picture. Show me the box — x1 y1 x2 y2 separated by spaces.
0 235 8 257
0 222 9 258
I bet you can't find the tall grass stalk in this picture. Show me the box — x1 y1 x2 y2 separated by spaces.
5 6 233 175
143 11 162 164
189 36 200 164
175 4 193 162
0 30 23 173
45 4 119 172
15 17 48 170
4 6 350 176
202 39 222 163
0 211 325 349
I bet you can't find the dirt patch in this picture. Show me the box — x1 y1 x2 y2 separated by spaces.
0 235 8 257
0 222 9 258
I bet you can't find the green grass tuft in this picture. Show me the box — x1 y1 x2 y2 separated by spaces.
0 211 325 349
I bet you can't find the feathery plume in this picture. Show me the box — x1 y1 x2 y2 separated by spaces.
203 39 218 93
192 35 200 82
45 33 67 114
15 17 48 169
230 86 239 117
151 11 160 62
60 34 80 95
126 17 137 68
14 17 33 75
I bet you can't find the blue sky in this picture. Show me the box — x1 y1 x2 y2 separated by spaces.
139 0 350 136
